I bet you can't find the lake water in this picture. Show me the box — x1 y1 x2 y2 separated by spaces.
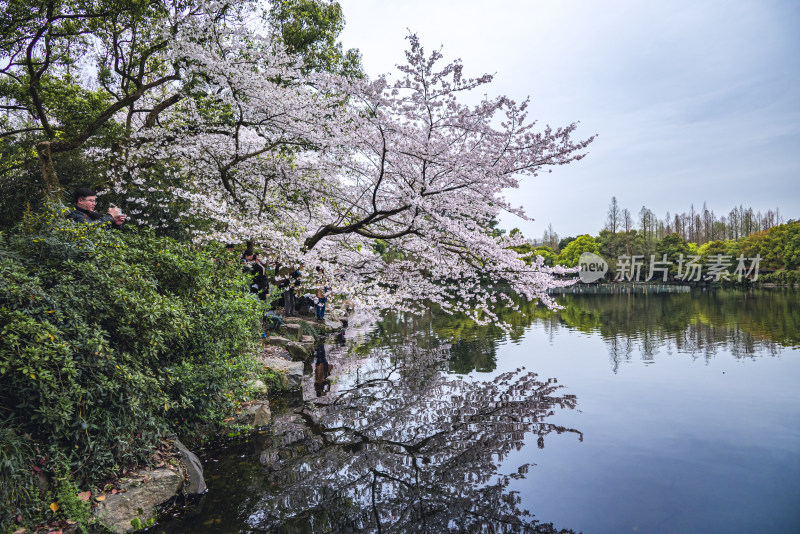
155 289 800 533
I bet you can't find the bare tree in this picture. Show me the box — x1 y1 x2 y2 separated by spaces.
621 208 633 254
622 208 632 233
606 196 621 233
542 223 559 250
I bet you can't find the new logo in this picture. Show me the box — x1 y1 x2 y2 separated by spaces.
579 252 608 283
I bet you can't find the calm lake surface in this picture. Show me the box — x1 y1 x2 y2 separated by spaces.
155 289 800 533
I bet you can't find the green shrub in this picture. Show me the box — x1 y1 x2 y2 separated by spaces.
0 425 39 531
759 269 800 285
0 204 264 493
51 461 92 532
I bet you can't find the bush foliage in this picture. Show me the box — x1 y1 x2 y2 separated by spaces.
0 205 264 528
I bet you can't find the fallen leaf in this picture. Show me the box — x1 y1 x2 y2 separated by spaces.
78 491 91 502
46 530 62 534
111 489 118 494
49 502 59 513
94 495 106 502
12 528 26 534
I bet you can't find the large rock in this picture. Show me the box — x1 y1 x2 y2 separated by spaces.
285 317 326 337
286 341 312 360
265 336 292 347
172 439 206 495
261 357 304 388
249 379 269 394
234 401 272 427
252 403 271 426
324 318 343 330
300 335 315 344
282 323 301 339
94 468 182 533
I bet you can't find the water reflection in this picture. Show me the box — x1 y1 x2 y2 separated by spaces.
553 290 794 372
153 289 799 533
313 344 333 397
251 342 581 533
359 289 798 374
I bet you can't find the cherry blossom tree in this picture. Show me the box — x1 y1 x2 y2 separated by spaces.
110 28 593 320
297 35 594 318
4 0 592 318
108 7 348 246
0 0 357 204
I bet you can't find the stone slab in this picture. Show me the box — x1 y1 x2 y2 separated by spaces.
173 439 206 495
282 323 301 339
265 336 292 347
324 319 343 330
286 341 312 360
94 468 182 533
261 357 304 388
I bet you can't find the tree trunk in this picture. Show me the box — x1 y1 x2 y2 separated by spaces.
37 141 61 195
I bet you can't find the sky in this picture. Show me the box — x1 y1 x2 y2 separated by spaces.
337 0 800 240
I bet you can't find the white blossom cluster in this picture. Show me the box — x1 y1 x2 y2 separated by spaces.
92 6 593 324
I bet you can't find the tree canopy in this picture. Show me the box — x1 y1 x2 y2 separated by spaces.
1 0 595 320
557 234 600 267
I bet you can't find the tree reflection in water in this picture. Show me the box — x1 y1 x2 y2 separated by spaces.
550 290 794 372
151 289 799 533
250 342 582 533
363 289 797 375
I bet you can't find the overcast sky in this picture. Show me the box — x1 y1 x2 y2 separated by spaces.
337 0 800 239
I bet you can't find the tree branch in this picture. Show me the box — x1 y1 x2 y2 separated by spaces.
144 93 183 128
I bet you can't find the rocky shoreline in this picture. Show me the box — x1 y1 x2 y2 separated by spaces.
94 312 347 533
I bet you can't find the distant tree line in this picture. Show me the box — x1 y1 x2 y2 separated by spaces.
511 197 798 284
602 196 784 245
538 197 784 252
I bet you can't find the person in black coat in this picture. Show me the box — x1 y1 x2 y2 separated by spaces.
250 254 270 300
66 187 125 228
287 264 303 316
274 262 295 316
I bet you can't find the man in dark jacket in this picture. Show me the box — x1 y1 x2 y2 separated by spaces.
250 253 270 301
66 187 125 228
